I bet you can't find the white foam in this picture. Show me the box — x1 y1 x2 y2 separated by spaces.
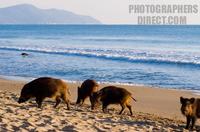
1 46 200 65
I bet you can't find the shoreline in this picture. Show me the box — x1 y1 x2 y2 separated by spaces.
0 74 199 95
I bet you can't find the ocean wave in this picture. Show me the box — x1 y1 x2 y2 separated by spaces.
75 37 190 43
0 46 200 67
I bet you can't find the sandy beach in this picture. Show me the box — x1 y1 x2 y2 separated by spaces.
0 78 200 131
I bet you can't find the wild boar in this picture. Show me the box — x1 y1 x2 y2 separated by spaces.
180 97 200 130
18 77 70 109
91 86 136 115
76 79 98 108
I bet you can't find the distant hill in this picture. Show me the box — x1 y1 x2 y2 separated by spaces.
0 4 101 24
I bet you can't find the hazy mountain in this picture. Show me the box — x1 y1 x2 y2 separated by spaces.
0 4 101 24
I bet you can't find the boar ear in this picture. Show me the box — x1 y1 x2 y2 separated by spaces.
190 98 195 103
180 97 184 104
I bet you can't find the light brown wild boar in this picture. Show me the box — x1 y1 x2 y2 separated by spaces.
91 86 136 115
180 97 200 130
76 79 98 108
18 77 70 109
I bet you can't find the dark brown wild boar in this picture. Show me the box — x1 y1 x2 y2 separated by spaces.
91 86 136 115
180 97 200 130
18 77 70 109
76 79 98 108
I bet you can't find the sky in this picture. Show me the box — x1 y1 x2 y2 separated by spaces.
0 0 200 24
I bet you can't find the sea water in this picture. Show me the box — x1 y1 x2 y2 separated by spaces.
0 25 200 91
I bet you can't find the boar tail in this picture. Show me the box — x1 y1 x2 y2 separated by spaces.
131 97 137 102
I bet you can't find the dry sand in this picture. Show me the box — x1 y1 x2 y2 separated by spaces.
0 78 200 131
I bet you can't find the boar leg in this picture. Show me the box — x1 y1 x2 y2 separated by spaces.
80 98 85 106
186 116 191 129
89 96 96 110
65 100 70 110
126 104 133 115
36 97 44 108
77 99 84 106
191 117 196 130
54 97 61 108
62 94 70 110
89 96 94 110
119 103 126 115
102 103 108 113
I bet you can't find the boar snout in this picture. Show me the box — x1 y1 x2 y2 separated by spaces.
18 97 28 103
